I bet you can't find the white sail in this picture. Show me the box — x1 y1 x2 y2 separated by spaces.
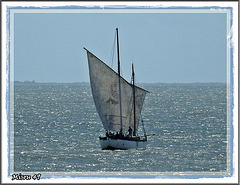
85 49 147 133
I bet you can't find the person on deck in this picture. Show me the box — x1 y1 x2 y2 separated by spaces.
128 126 133 137
116 132 120 138
106 130 109 137
120 128 123 137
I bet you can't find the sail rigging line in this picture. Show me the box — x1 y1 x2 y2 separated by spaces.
110 31 117 69
140 115 147 139
116 28 123 133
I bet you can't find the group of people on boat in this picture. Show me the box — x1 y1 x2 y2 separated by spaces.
105 126 133 139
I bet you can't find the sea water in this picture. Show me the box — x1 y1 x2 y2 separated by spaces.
13 83 227 173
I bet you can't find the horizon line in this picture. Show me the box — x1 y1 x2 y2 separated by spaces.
14 80 227 84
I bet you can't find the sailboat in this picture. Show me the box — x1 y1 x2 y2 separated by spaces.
84 28 149 150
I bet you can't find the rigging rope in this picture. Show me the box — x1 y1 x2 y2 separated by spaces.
110 31 117 69
141 115 147 137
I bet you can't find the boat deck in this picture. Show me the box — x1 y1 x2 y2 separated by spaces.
99 135 147 141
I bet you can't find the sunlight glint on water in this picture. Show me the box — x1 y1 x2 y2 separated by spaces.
14 83 227 172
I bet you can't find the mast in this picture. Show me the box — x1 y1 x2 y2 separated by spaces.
116 28 123 133
132 63 136 136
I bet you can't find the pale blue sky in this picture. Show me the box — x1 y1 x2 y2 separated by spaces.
14 10 227 83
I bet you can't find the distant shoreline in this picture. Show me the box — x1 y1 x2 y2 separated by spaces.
14 81 227 85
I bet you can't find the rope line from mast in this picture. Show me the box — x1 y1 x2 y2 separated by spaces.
141 115 147 138
110 31 117 69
